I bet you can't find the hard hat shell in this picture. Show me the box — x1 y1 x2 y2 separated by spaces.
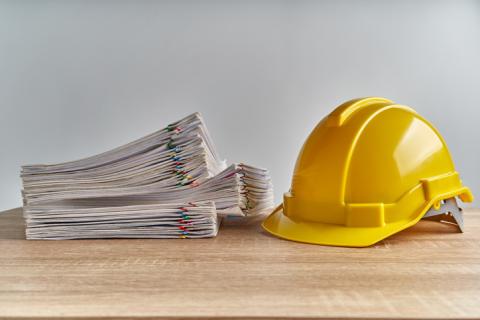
262 97 473 247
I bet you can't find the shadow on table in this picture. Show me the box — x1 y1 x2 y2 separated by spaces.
0 207 26 240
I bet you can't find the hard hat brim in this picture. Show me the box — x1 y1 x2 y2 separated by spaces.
262 205 419 247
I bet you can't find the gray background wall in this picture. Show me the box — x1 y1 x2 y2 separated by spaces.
1 0 479 212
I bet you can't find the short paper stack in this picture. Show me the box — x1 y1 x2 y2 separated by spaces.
21 113 274 240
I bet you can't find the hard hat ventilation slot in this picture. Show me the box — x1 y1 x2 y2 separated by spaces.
422 197 464 232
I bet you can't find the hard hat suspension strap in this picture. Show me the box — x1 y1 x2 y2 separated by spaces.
422 197 464 233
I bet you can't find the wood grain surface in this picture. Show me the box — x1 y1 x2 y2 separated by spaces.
0 207 479 319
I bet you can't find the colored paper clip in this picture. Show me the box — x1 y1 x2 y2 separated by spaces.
190 180 199 187
167 140 175 149
166 124 182 133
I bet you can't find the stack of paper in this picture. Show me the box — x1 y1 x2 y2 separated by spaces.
24 202 218 240
21 113 274 240
22 113 225 202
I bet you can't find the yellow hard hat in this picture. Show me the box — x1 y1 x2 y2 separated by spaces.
262 97 473 247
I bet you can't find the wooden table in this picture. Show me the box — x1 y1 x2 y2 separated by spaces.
0 207 479 319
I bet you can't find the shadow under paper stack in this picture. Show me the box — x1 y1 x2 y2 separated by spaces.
21 113 274 239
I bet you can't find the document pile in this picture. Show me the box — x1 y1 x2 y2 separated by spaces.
21 113 274 240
